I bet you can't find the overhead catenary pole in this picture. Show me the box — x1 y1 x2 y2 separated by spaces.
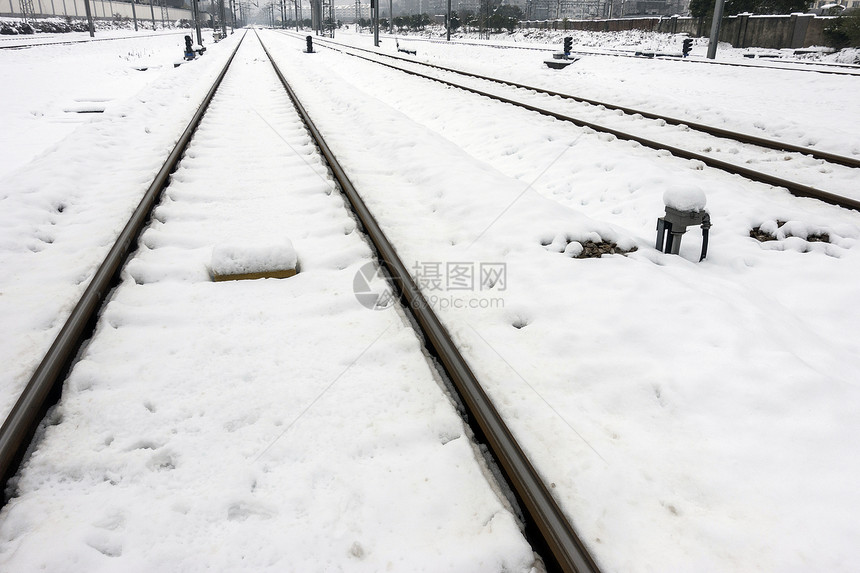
372 0 378 46
83 0 95 36
149 0 155 29
191 0 202 45
706 0 726 59
130 0 138 30
446 0 450 40
220 0 227 36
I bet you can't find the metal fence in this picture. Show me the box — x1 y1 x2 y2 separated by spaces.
1 0 194 22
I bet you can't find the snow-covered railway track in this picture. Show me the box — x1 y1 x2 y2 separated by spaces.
0 31 246 486
292 32 860 211
368 35 860 77
0 30 186 50
0 28 597 573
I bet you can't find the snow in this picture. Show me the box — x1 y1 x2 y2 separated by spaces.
209 240 298 276
663 185 707 211
0 30 190 180
1 24 859 572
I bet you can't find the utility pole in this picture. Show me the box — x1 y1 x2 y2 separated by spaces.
446 0 450 40
220 0 227 37
83 0 95 36
372 0 378 45
706 0 725 59
130 0 138 30
191 0 202 45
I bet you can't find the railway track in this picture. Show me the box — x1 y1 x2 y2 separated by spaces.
368 33 860 76
0 30 187 50
287 32 860 211
0 28 599 573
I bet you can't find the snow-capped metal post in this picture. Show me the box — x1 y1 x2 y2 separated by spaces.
706 0 725 59
656 187 711 261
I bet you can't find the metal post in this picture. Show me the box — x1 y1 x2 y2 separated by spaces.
294 0 299 29
220 0 227 36
131 0 137 29
446 0 450 40
706 0 725 59
191 0 202 45
149 0 155 28
83 0 95 35
372 0 378 45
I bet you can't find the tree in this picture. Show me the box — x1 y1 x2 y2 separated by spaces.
689 0 711 19
449 11 461 32
824 9 860 48
692 0 811 16
489 4 522 33
723 0 812 15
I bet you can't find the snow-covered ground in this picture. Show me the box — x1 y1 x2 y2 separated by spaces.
1 24 859 571
0 29 188 179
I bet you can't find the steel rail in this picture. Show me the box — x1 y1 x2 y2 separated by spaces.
257 30 601 573
0 30 187 50
360 34 860 76
296 34 860 212
296 33 860 169
0 32 247 490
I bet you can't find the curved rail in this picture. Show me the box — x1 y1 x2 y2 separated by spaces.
258 30 601 573
0 32 247 489
294 33 860 212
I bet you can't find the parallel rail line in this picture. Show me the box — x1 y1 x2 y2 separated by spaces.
0 33 246 489
260 29 600 573
0 30 187 50
368 33 860 76
0 27 600 573
294 32 860 212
